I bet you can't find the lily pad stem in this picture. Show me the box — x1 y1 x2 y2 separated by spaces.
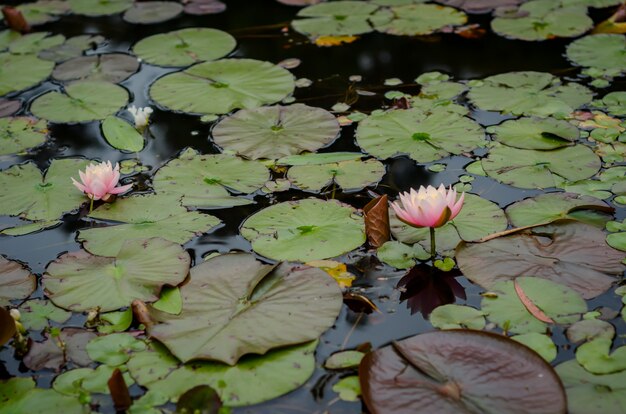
430 226 436 266
89 197 94 214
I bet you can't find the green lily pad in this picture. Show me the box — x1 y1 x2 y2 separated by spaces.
276 152 364 165
8 32 65 55
457 222 625 299
53 365 134 398
291 2 392 37
481 143 601 189
607 231 626 251
0 378 86 414
481 276 587 334
566 319 615 343
43 237 191 312
31 81 129 123
38 34 105 63
0 256 35 307
491 1 593 41
286 157 385 192
487 117 579 150
0 219 61 236
241 198 365 261
0 117 47 155
576 338 626 374
153 148 269 208
87 333 147 366
324 350 365 370
355 106 485 162
149 253 342 364
0 30 21 51
151 58 294 115
419 81 467 101
18 299 71 330
212 104 339 159
429 304 486 330
436 0 525 13
78 194 220 256
374 4 467 36
556 359 626 414
332 376 361 402
123 1 183 24
98 308 133 334
101 116 144 152
68 0 132 16
566 34 626 81
596 91 626 116
505 192 613 227
390 193 507 255
0 53 54 97
128 341 317 407
152 286 182 315
134 28 235 67
557 165 626 199
52 53 139 83
468 71 593 118
0 158 91 221
16 1 70 26
376 240 430 269
511 333 557 362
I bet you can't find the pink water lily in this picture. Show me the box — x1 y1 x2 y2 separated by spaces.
71 161 132 202
391 185 464 229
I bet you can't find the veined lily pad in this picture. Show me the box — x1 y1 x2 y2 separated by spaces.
211 104 339 159
576 338 626 374
150 59 294 115
86 333 147 366
78 194 221 256
0 158 91 221
101 116 144 152
360 330 566 414
31 81 129 123
0 117 47 155
241 198 365 261
436 0 525 13
38 34 105 63
0 256 35 306
53 365 135 398
491 1 593 41
566 319 615 343
153 148 269 209
128 341 317 407
292 2 392 37
468 71 593 118
52 53 139 83
391 193 507 255
456 222 625 299
595 91 626 116
429 304 486 330
123 1 183 24
18 299 71 330
481 144 600 189
8 32 65 55
566 34 626 81
149 253 342 364
16 1 70 26
374 4 467 36
43 238 190 312
0 53 54 97
0 378 86 414
487 117 579 150
355 107 485 162
481 276 587 334
133 28 235 67
511 333 557 362
68 0 132 16
376 241 430 269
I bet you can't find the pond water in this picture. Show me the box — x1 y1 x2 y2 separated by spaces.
1 1 626 413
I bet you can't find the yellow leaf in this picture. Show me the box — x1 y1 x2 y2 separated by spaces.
306 259 356 288
314 35 359 47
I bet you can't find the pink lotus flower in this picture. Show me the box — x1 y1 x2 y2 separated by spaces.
71 161 132 201
391 185 464 228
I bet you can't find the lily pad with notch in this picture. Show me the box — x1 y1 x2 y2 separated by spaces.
16 1 70 26
38 34 105 63
0 53 54 97
68 0 132 16
0 117 47 156
101 116 144 152
122 1 183 24
0 378 86 414
566 34 626 82
373 4 467 36
7 32 65 55
18 299 71 330
52 53 139 83
0 256 35 307
487 117 579 150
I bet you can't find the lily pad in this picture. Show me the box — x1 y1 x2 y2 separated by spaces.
241 198 365 261
0 53 54 97
285 156 385 192
511 333 557 362
374 4 467 36
38 34 105 63
134 28 235 67
211 104 339 159
491 1 593 41
153 148 269 208
0 117 47 155
0 378 86 414
566 34 626 80
101 116 144 152
0 158 91 221
0 99 21 117
457 222 625 299
87 333 147 366
31 81 129 123
566 319 615 343
183 0 227 15
151 59 294 115
0 256 35 306
18 299 71 330
356 107 485 162
436 0 525 14
52 53 139 83
68 0 132 16
576 338 626 374
149 253 342 364
376 240 430 269
292 2 392 37
16 1 70 26
468 71 593 118
429 304 486 330
487 117 579 150
391 193 507 255
123 1 183 24
43 237 191 312
480 276 587 334
54 365 134 398
596 91 626 117
8 32 65 55
481 144 601 189
360 330 566 414
324 350 365 370
77 194 221 256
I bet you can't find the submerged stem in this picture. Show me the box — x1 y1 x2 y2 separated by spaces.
430 226 436 266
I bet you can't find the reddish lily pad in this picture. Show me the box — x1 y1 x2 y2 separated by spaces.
52 53 139 83
359 330 567 414
122 1 183 24
0 256 35 306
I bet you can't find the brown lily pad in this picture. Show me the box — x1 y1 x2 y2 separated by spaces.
0 256 36 307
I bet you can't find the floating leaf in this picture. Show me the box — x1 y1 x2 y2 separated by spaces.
98 308 133 334
305 259 356 288
0 117 47 155
151 59 294 115
16 1 69 26
286 156 385 192
87 333 147 366
38 34 105 63
134 28 235 67
0 98 21 117
360 330 566 414
324 350 365 370
374 4 467 36
52 53 139 83
54 365 134 398
596 91 626 116
436 0 525 14
43 238 190 312
183 0 227 15
0 53 54 96
363 194 390 248
429 304 486 330
31 81 129 123
487 117 578 150
149 253 342 364
332 376 361 402
122 1 183 24
291 2 392 37
24 328 96 371
0 256 35 306
101 116 144 152
68 0 132 16
176 385 222 414
566 34 626 81
356 106 485 162
7 32 64 55
511 333 557 362
0 378 86 414
566 319 615 343
18 299 71 330
376 241 429 269
212 104 339 159
576 338 626 374
153 149 269 208
152 286 182 315
241 198 365 261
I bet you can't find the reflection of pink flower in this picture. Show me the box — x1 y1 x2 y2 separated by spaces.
71 161 132 201
391 185 464 228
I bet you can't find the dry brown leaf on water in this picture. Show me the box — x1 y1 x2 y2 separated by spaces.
363 195 390 249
